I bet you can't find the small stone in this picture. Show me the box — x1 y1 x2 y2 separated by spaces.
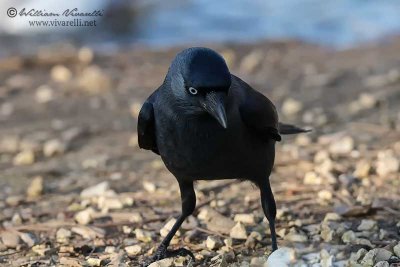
329 136 354 155
320 226 334 242
56 228 72 243
318 190 333 201
51 65 72 82
160 219 180 238
19 232 36 247
250 257 266 266
376 150 399 177
266 247 296 266
148 258 174 267
43 139 66 157
358 93 377 109
393 242 400 257
341 231 356 244
284 230 308 243
206 236 222 250
303 171 322 185
78 65 110 94
135 229 152 243
78 47 94 64
13 150 35 165
230 222 247 240
143 181 156 193
5 195 23 206
350 248 367 263
27 176 44 198
245 231 262 248
361 249 377 266
282 98 303 117
80 182 109 198
74 207 95 225
234 214 255 224
375 248 392 262
97 197 124 211
130 102 142 119
125 245 142 256
240 50 263 73
59 257 81 267
32 244 50 256
0 135 19 153
323 213 341 222
374 261 389 267
357 219 377 231
1 231 20 248
11 213 23 225
35 85 54 103
354 160 371 178
320 249 333 267
87 258 103 266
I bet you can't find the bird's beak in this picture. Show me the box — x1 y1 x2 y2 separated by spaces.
200 91 228 129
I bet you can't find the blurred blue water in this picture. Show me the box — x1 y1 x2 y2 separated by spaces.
134 0 400 48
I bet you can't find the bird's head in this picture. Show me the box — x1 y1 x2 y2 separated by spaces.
166 47 231 129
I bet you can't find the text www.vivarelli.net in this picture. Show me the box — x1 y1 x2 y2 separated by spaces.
28 19 97 27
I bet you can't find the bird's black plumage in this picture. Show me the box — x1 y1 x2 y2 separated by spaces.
137 47 309 266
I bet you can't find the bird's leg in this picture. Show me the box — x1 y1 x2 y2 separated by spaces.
143 180 196 266
259 178 278 251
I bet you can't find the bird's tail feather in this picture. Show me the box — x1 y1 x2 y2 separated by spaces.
279 123 311 135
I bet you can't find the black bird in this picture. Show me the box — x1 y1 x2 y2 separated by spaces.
137 47 309 265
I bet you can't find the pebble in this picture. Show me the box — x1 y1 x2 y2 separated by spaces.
0 135 20 153
376 150 399 177
1 231 20 248
143 181 157 193
341 231 356 244
78 65 111 94
13 150 35 166
19 232 36 247
394 242 400 257
74 207 95 225
59 257 81 267
374 261 389 267
148 258 174 267
97 196 124 211
80 181 110 198
303 171 322 185
282 98 303 117
329 136 354 155
234 213 255 224
51 65 72 82
35 85 54 103
160 218 180 238
125 245 142 256
230 222 247 240
318 190 333 201
56 228 72 243
135 229 152 243
206 236 222 250
27 176 44 198
353 160 372 178
323 213 342 222
245 231 262 249
87 258 103 266
284 229 308 243
266 247 296 267
361 249 376 266
250 256 266 266
357 219 377 231
320 249 333 267
43 139 66 157
78 47 94 64
375 248 392 262
239 50 263 73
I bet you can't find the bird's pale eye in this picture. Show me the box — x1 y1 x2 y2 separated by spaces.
188 87 198 95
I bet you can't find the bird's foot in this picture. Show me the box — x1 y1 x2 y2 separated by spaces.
141 245 195 267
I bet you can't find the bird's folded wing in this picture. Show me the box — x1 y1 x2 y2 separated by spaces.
137 91 159 155
235 76 281 142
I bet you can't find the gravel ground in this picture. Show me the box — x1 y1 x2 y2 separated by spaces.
0 39 400 266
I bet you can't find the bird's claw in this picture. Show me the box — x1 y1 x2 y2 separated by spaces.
141 246 195 267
